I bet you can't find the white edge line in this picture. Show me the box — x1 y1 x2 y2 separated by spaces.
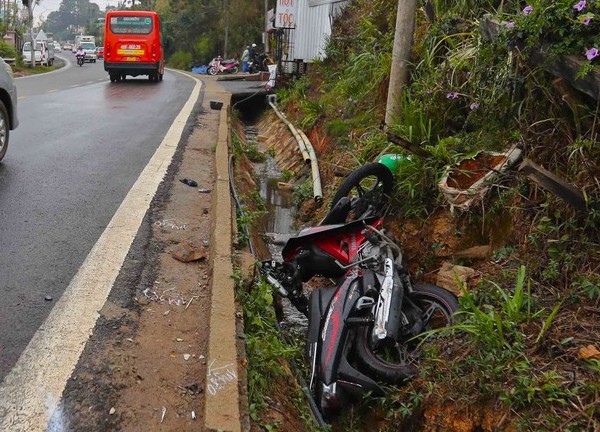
0 71 202 432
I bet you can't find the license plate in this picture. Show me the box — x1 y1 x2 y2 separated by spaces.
124 56 138 62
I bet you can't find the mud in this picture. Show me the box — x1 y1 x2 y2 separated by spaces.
54 107 217 431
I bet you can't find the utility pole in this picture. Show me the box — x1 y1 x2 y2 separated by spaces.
25 0 36 68
264 0 269 52
223 0 229 58
385 0 417 126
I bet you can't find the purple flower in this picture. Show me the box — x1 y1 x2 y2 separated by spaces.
585 47 599 60
446 92 459 99
425 89 432 95
470 102 480 110
505 21 515 28
582 15 592 25
523 5 533 14
573 0 586 12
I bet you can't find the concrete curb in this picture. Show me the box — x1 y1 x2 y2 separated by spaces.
203 86 244 431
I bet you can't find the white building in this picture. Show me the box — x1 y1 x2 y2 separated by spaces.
270 0 350 75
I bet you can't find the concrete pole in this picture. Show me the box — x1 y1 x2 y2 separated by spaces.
264 0 269 52
223 0 229 58
29 2 36 68
385 0 417 126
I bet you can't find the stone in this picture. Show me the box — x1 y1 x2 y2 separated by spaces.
579 345 600 360
172 242 208 263
453 245 491 259
436 262 477 296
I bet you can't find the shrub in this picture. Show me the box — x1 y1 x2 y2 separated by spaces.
167 50 193 70
0 42 17 59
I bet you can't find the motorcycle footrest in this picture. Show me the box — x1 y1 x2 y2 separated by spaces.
345 317 373 327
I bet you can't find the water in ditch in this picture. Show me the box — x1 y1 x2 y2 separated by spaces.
247 126 309 339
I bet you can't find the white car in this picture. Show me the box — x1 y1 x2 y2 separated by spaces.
0 56 19 162
53 42 61 52
80 42 97 62
22 41 54 66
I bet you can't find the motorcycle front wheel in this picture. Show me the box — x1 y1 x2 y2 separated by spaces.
328 162 394 222
207 66 218 76
354 283 459 383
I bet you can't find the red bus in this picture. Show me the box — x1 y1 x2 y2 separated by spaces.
103 10 164 82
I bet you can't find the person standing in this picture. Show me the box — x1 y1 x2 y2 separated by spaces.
249 43 257 62
241 46 250 73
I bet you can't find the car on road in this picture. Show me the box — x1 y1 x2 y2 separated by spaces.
80 42 97 62
53 42 62 52
0 57 19 162
63 42 73 51
96 47 104 60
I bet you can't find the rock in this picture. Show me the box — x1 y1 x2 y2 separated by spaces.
436 262 477 296
579 345 600 360
183 353 191 361
453 245 492 259
277 182 293 191
172 242 207 262
109 407 116 415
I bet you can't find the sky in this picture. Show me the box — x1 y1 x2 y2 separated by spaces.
33 0 115 23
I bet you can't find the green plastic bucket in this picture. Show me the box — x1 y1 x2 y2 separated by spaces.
378 153 412 172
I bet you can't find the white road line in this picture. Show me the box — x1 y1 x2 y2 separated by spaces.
0 72 202 432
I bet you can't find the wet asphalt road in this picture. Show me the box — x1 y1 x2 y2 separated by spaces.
0 55 196 380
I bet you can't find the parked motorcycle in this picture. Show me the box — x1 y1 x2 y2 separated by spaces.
248 53 276 74
76 54 85 67
207 56 240 75
260 163 459 419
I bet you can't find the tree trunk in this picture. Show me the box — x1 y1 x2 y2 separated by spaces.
385 0 417 126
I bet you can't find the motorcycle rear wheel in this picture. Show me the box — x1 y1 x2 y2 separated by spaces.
354 283 459 383
328 162 394 222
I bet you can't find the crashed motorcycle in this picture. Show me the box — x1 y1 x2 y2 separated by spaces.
207 56 239 75
260 163 459 419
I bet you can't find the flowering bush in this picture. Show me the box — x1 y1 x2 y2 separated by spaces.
501 0 599 63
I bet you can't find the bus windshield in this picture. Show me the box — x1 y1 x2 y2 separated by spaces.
109 16 153 35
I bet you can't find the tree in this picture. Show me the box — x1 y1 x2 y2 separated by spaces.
44 0 101 40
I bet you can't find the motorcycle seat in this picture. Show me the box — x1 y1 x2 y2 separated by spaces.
221 59 237 64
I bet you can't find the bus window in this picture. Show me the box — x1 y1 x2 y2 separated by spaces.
110 16 153 35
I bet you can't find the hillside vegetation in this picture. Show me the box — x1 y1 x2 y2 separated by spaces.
254 0 599 430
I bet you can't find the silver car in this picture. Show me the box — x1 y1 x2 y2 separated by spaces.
0 56 18 162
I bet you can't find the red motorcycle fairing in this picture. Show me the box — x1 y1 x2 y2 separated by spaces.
282 217 383 274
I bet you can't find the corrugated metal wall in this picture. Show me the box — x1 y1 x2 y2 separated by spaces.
286 0 349 63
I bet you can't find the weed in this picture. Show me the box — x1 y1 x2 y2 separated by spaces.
292 179 314 207
239 277 303 423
